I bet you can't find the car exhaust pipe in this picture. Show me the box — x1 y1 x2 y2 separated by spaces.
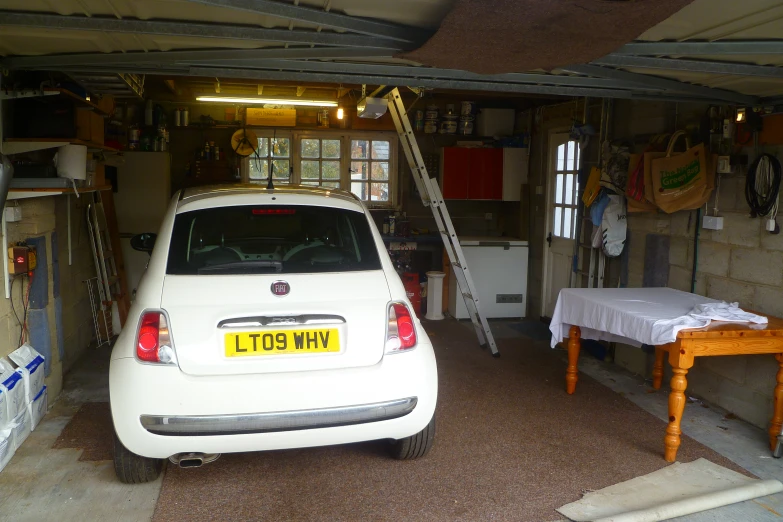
168 452 220 468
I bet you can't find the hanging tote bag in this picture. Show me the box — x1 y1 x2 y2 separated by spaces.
626 154 658 213
651 131 709 213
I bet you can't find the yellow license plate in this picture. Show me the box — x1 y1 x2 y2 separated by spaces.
225 329 340 357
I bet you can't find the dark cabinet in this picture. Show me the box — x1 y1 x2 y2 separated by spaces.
440 147 504 200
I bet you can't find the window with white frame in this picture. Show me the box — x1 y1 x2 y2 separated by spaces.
248 134 292 183
300 137 341 188
552 140 580 239
350 138 391 203
243 131 397 206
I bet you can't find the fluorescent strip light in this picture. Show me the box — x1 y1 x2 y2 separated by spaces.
196 96 337 107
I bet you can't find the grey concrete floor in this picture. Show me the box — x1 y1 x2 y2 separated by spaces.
2 321 783 521
0 344 161 522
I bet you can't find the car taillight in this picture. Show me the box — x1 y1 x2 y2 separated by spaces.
385 303 417 354
136 311 176 364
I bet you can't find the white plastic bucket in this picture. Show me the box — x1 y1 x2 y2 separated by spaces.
425 271 446 320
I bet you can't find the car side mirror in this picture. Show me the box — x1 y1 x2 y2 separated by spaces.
131 233 157 254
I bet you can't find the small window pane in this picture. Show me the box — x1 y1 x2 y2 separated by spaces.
249 159 269 180
322 161 340 180
257 138 269 157
555 174 564 204
371 141 390 160
371 162 389 181
370 183 389 202
272 160 289 179
567 141 576 170
322 181 340 189
302 181 320 186
272 138 290 158
351 140 369 159
351 161 369 180
351 182 368 200
565 174 574 205
563 208 573 239
301 160 319 180
301 139 320 159
575 146 581 170
322 140 341 159
554 207 562 237
557 144 565 171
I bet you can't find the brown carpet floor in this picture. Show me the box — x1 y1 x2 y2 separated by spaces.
51 402 113 461
151 320 747 522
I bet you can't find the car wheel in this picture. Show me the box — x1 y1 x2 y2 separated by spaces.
113 432 164 484
390 414 435 460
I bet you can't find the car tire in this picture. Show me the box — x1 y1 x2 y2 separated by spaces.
113 432 164 484
390 414 435 460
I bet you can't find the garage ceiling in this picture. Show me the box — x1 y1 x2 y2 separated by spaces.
1 0 783 104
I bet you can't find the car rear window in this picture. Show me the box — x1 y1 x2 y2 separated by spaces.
166 205 382 275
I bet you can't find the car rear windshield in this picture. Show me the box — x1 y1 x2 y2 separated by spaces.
166 205 382 275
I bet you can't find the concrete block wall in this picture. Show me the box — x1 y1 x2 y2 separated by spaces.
0 195 95 400
609 99 783 430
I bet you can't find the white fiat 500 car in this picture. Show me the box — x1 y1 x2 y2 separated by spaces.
109 185 438 483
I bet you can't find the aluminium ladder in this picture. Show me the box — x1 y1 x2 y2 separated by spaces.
86 198 121 338
386 88 499 357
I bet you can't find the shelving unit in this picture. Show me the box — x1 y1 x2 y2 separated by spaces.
1 137 119 155
7 185 112 200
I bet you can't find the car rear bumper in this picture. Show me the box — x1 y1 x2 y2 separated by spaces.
140 397 417 436
110 343 437 458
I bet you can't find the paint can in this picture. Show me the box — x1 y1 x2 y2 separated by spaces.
444 104 457 117
458 119 474 135
440 119 457 134
424 121 438 134
425 105 439 120
181 108 189 127
461 101 476 116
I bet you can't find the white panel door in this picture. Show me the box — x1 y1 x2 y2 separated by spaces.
542 134 580 318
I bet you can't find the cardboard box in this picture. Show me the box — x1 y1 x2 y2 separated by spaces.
97 95 115 116
10 409 31 451
246 107 297 126
8 345 45 404
0 429 13 473
28 386 47 431
90 112 105 145
0 360 24 425
76 109 92 141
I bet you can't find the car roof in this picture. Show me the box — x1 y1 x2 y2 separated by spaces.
175 184 367 212
180 183 361 202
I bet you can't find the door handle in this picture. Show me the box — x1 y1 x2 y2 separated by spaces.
546 232 553 247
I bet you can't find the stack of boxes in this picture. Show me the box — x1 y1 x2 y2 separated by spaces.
0 344 47 473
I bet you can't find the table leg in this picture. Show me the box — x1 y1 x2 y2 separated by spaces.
653 347 666 390
768 354 783 451
566 326 581 395
665 343 694 462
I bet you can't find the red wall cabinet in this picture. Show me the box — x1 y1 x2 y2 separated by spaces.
441 147 526 200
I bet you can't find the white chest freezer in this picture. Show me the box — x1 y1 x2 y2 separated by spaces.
448 237 528 319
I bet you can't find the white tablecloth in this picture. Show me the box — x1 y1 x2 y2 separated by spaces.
549 287 719 348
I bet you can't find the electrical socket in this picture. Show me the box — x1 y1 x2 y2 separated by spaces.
702 216 724 230
485 213 493 221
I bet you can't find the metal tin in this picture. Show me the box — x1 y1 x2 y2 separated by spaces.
461 101 476 116
458 119 474 135
182 108 189 126
128 128 140 150
174 109 181 127
414 119 424 132
414 110 424 122
440 120 457 134
424 121 438 134
425 105 439 120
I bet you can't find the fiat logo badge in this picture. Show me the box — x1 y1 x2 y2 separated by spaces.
271 281 290 297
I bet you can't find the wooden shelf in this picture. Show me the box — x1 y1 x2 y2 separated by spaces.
47 88 110 117
7 184 112 200
2 138 118 155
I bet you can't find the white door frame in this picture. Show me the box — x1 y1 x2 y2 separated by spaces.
540 129 573 318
